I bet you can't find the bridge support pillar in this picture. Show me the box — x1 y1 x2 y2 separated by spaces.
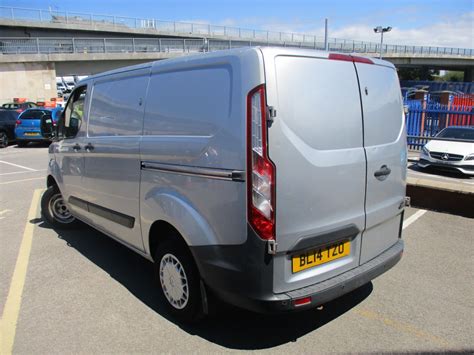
464 67 473 82
0 62 57 104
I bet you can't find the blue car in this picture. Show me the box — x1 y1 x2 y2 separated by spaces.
15 108 62 147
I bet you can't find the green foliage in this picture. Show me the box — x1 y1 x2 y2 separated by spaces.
397 68 439 81
440 71 464 82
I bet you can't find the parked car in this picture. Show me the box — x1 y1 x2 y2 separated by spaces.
40 48 406 322
418 126 474 175
15 108 62 147
57 82 67 96
2 102 38 113
0 109 18 147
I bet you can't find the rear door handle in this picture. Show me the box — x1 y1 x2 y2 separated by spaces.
85 143 94 152
374 165 391 180
73 144 81 152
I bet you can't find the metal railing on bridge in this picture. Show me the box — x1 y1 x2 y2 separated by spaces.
2 37 473 57
1 6 473 57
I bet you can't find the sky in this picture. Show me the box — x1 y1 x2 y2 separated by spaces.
2 0 473 48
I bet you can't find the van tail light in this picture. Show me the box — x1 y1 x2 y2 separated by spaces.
328 53 373 64
16 119 22 125
247 84 276 241
15 109 23 113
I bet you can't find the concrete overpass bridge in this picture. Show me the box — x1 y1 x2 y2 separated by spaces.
0 6 473 102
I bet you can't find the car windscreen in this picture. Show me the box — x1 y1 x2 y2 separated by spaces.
436 127 474 141
20 110 48 119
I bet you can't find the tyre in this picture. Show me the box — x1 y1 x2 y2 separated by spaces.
17 141 28 147
154 239 203 322
0 132 8 148
41 186 81 229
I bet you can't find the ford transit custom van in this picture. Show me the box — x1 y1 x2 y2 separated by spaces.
41 47 407 321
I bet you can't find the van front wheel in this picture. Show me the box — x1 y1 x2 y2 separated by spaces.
41 186 80 229
154 239 202 322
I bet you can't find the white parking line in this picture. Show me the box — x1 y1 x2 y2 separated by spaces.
403 210 427 230
0 177 44 185
0 169 46 176
0 161 37 172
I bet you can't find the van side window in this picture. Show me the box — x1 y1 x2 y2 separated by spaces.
57 86 87 140
88 74 148 137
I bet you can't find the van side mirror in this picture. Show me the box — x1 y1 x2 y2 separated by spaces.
40 114 56 140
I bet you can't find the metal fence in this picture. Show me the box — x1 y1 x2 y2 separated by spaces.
405 100 474 149
1 6 473 56
0 37 359 54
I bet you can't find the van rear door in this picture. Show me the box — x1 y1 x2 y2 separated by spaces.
355 61 406 264
261 49 366 293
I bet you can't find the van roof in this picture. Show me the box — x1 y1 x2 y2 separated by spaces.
79 47 395 84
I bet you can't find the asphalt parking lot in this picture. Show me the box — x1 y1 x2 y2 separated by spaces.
1 145 473 353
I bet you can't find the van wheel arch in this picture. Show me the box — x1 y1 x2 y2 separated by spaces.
149 220 190 261
47 175 59 190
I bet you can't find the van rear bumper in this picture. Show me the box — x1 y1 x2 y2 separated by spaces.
192 236 403 314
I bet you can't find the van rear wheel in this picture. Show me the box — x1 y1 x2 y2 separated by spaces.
154 239 202 322
41 186 81 229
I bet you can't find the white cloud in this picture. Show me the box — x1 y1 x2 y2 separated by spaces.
329 12 473 48
179 12 473 49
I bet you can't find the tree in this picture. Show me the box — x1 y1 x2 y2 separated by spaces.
440 71 464 82
397 67 439 81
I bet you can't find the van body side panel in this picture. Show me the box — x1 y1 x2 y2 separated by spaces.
140 50 264 249
355 63 406 264
81 68 151 251
262 50 367 293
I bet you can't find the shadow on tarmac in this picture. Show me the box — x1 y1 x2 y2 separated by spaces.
34 219 372 350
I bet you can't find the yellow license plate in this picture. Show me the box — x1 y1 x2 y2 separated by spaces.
24 132 39 136
292 240 351 273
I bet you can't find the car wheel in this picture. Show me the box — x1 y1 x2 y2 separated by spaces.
41 186 81 229
0 132 8 148
154 239 203 322
17 141 28 147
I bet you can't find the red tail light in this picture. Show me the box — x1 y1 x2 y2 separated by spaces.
247 85 276 240
293 296 312 307
328 53 373 64
16 119 22 125
15 109 23 113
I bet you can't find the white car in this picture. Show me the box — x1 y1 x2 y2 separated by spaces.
418 126 474 176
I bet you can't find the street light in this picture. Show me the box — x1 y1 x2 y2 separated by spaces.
374 26 392 59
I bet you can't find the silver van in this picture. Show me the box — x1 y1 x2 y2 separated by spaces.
41 47 407 321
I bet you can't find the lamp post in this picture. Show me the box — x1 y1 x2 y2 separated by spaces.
373 26 392 59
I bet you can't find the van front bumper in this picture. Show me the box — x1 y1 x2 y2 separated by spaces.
192 230 403 314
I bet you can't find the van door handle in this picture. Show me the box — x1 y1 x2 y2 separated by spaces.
85 143 94 152
374 165 391 181
73 144 81 152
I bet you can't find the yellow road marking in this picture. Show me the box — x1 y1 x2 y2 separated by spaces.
0 189 42 354
354 308 450 346
0 177 44 185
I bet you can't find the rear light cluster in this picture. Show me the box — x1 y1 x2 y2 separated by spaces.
328 53 374 64
247 85 276 240
15 119 22 125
